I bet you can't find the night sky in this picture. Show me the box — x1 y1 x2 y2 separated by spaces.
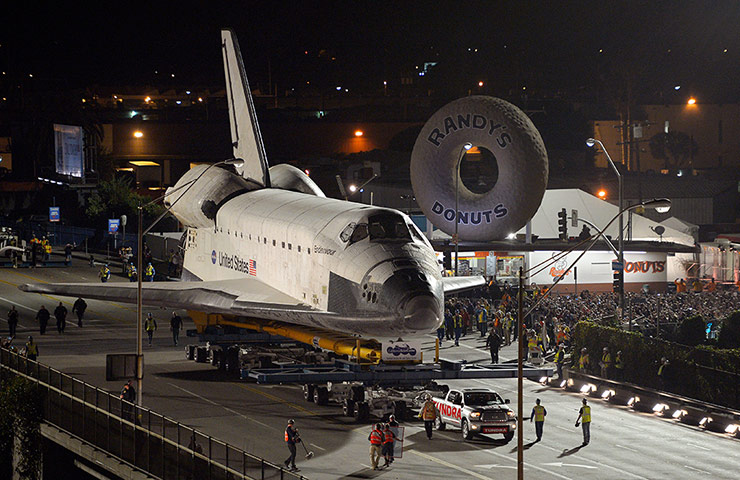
4 1 740 103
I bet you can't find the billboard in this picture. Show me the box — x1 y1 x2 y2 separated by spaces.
53 124 84 177
49 207 60 222
108 219 120 235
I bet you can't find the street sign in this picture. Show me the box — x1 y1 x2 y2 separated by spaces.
108 219 120 235
571 209 578 228
49 206 60 222
611 260 624 271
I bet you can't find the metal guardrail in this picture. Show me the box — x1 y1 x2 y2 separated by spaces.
0 347 306 480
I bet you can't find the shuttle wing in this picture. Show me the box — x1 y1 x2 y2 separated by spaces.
18 279 397 335
441 275 487 295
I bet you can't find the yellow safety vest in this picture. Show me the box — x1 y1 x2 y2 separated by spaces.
579 354 589 369
533 405 545 422
554 350 564 364
602 353 612 366
26 343 38 356
581 405 591 423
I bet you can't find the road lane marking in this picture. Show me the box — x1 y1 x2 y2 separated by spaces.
543 462 597 469
236 383 317 416
686 443 710 451
0 295 37 313
309 443 325 451
474 463 517 469
409 450 495 480
436 431 573 480
168 383 275 430
536 441 648 479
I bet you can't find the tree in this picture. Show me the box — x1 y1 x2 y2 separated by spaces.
676 315 705 347
85 177 167 230
718 311 740 349
648 131 698 170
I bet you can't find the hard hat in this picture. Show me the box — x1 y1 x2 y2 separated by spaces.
287 419 295 424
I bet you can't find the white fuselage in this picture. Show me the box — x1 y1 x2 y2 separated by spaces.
181 187 444 336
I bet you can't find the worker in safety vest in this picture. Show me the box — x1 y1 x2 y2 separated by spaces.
600 347 612 379
575 398 591 445
418 395 439 439
284 419 300 472
368 423 383 470
614 350 624 381
24 336 38 361
453 310 463 346
578 347 590 372
530 398 547 441
144 262 155 282
381 423 395 467
144 313 157 346
99 264 111 283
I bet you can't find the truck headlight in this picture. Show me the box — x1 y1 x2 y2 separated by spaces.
470 412 481 419
506 410 515 418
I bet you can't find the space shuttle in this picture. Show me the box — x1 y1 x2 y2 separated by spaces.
20 29 489 341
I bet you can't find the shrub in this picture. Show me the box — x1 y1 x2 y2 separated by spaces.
676 315 705 347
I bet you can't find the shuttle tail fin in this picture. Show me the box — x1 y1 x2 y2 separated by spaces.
221 28 271 187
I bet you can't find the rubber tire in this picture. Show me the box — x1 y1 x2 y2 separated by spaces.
435 416 446 431
343 399 356 417
393 401 407 422
503 432 514 443
186 345 195 360
462 419 474 441
351 386 365 402
194 347 207 363
313 386 329 406
303 384 315 402
224 353 238 374
410 96 548 241
210 349 221 367
357 402 370 421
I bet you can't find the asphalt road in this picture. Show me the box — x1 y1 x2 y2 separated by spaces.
1 260 739 479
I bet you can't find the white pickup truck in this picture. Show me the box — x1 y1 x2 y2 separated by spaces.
433 387 516 441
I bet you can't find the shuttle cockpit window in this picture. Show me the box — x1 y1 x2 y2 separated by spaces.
368 213 411 242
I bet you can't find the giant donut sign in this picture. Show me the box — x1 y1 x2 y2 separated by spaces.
411 96 548 241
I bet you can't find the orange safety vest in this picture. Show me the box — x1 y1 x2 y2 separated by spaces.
421 401 437 420
284 426 294 442
370 429 382 445
383 430 394 444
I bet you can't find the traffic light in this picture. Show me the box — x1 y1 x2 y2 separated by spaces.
557 208 568 240
613 269 623 293
443 251 452 270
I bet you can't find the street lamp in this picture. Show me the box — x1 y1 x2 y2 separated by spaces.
345 173 378 201
587 137 624 322
454 142 473 276
134 157 243 405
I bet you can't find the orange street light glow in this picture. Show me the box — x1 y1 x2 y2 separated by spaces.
354 130 364 137
687 97 696 105
133 131 144 138
478 81 484 87
597 189 607 199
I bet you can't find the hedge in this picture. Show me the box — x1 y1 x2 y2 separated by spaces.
571 321 740 409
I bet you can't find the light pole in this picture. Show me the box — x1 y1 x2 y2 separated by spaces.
454 142 473 276
514 197 670 480
587 138 624 323
134 158 243 405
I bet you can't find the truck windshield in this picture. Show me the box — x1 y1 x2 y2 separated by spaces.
464 392 504 406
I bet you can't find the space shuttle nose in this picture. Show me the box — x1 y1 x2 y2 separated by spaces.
402 294 442 332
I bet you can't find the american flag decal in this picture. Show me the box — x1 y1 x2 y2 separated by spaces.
248 259 257 276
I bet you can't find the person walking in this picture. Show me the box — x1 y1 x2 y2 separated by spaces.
64 243 73 264
453 309 462 346
73 297 87 327
485 329 502 363
144 313 157 346
578 347 590 372
284 419 300 472
530 398 547 441
614 350 624 381
170 311 183 346
381 423 395 467
120 379 136 421
36 306 50 335
144 262 156 282
127 262 137 282
554 344 565 379
575 398 591 445
7 305 19 338
24 336 38 361
419 395 439 440
368 423 383 470
54 302 68 334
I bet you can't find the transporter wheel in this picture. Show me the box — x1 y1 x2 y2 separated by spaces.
210 348 221 367
355 402 370 421
461 419 474 441
410 96 548 242
343 399 356 417
185 345 195 360
224 353 238 374
503 432 514 443
392 401 407 422
313 386 329 406
303 384 315 402
435 416 446 431
194 347 207 363
351 385 365 402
